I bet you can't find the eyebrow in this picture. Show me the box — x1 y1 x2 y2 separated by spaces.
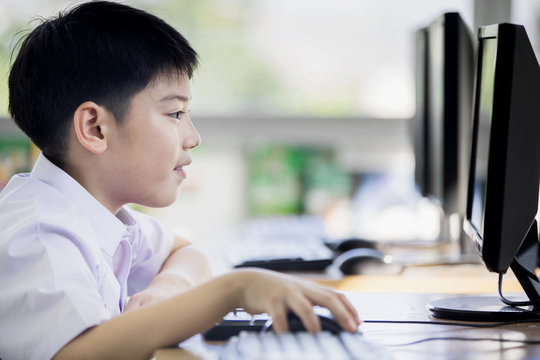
158 94 191 103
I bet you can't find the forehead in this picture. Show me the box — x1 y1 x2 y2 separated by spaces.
146 72 191 99
120 72 191 123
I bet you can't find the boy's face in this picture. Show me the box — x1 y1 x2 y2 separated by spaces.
104 73 200 210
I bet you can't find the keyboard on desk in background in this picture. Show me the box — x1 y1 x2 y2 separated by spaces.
223 215 335 271
225 236 335 271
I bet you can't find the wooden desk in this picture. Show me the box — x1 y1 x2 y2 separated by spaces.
343 291 540 360
317 263 525 293
153 264 540 359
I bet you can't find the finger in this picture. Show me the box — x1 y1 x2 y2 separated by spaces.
268 304 289 334
332 302 360 332
123 292 157 311
124 298 141 312
286 294 321 333
305 289 359 333
337 291 361 325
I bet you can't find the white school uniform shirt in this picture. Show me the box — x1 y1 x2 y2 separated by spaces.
0 153 175 360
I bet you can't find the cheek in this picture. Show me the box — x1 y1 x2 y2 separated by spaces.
148 130 180 167
121 119 180 176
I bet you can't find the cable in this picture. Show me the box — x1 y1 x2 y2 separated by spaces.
363 317 540 348
498 272 540 306
364 318 540 328
361 271 540 348
389 336 540 347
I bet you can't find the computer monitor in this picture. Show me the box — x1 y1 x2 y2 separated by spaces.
429 23 540 321
412 12 476 260
420 12 475 217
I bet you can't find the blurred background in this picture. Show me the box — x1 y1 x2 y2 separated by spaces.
0 0 539 247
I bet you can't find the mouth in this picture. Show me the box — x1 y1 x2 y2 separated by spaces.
173 166 186 178
173 160 191 178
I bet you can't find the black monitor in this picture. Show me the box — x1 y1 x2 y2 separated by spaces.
429 23 540 321
414 12 474 217
412 13 477 261
426 12 474 216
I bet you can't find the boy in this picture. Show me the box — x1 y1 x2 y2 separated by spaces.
0 2 360 359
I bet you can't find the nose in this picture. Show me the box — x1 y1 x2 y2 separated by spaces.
183 116 201 150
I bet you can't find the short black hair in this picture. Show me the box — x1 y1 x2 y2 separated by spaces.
8 1 199 167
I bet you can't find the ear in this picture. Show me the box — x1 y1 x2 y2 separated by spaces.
73 101 110 154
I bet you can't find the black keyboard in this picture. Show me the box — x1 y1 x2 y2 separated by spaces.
220 331 392 360
225 241 334 271
224 216 335 271
233 254 334 271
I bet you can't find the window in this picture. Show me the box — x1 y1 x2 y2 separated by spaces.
0 0 474 119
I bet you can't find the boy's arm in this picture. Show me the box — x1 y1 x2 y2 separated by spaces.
53 269 361 360
55 270 240 360
125 236 212 311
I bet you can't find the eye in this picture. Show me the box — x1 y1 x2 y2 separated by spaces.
168 109 191 120
169 111 184 119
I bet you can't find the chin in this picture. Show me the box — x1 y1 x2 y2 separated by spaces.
154 196 178 208
141 192 179 209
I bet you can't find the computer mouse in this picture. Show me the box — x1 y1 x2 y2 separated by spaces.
264 310 343 334
325 237 378 253
333 248 387 275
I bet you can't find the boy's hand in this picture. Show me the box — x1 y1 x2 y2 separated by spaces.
124 271 193 311
125 237 212 312
234 269 361 334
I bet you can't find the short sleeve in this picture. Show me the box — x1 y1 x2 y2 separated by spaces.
0 224 111 360
122 208 175 295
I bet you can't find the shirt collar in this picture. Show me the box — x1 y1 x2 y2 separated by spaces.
30 153 131 256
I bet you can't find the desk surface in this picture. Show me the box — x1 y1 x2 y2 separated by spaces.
153 264 540 360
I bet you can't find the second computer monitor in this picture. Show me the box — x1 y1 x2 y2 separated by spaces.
416 12 474 216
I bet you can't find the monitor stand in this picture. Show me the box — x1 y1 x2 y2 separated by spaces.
428 221 540 321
